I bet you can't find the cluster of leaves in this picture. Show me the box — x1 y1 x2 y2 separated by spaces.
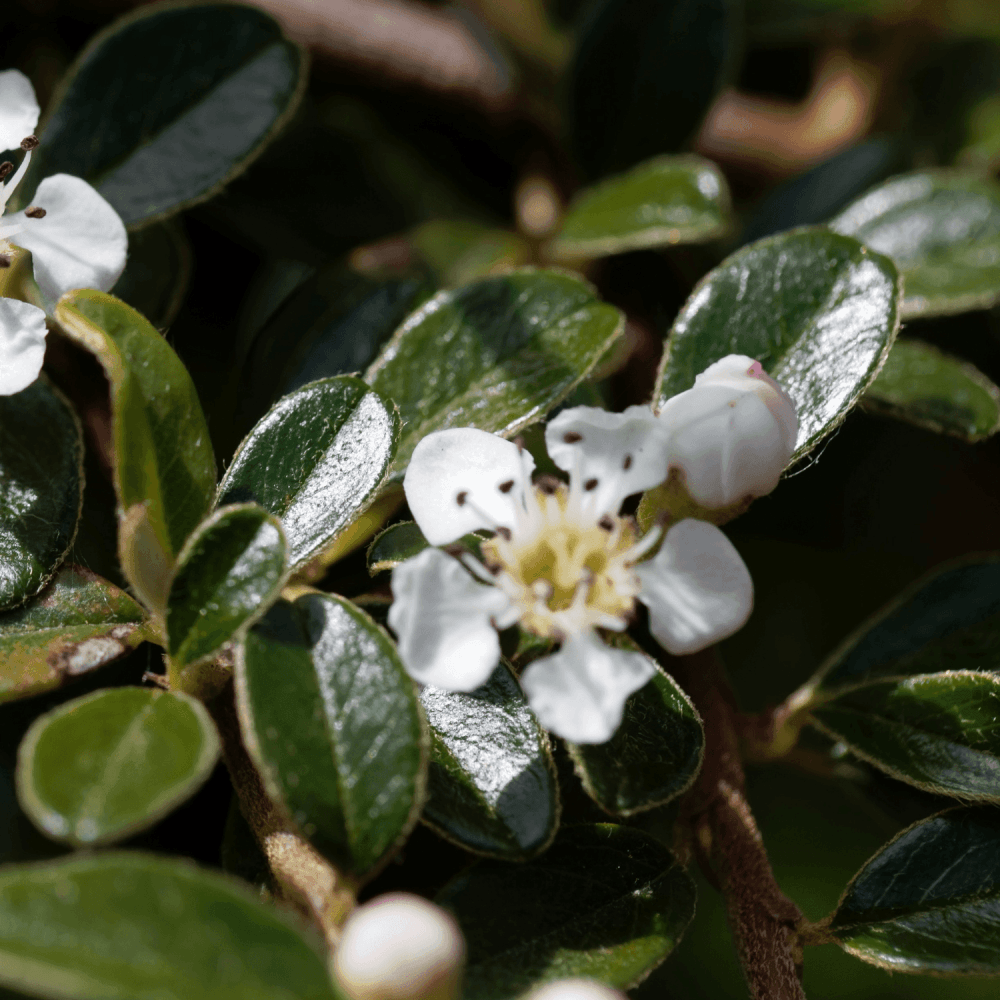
2 2 1000 999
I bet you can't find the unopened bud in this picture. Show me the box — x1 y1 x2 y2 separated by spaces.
333 893 465 1000
525 980 627 1000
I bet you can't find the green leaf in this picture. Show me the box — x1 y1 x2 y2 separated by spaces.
16 687 219 846
406 220 531 287
653 228 901 460
218 376 399 573
367 522 429 574
419 662 559 860
829 805 1000 974
54 290 216 562
111 220 191 329
436 824 696 997
237 592 426 879
829 171 1000 318
365 269 624 478
28 3 305 227
0 566 146 705
167 504 287 670
0 379 83 611
863 339 1000 441
811 671 1000 800
0 852 337 999
548 155 730 260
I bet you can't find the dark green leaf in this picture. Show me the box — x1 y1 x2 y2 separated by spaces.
28 3 305 227
0 566 146 705
218 376 399 573
367 522 429 574
237 592 426 879
549 155 730 260
167 504 287 669
16 687 219 846
437 824 695 997
863 338 1000 441
365 269 623 478
419 662 559 859
111 220 191 329
830 171 1000 318
406 220 531 286
653 228 901 460
0 379 83 611
829 805 1000 974
0 852 337 999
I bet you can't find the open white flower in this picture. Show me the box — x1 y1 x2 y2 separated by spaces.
389 406 753 744
0 69 127 396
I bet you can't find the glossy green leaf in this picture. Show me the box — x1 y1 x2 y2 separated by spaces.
829 805 1000 974
16 687 219 846
863 338 1000 441
0 852 337 999
437 824 695 996
167 504 287 669
111 220 191 329
27 3 305 227
0 566 146 705
365 269 624 477
237 592 426 879
406 220 531 286
549 155 730 260
811 671 1000 800
0 379 83 611
654 228 901 460
367 522 429 574
419 662 559 859
218 377 399 573
830 171 1000 318
54 290 216 562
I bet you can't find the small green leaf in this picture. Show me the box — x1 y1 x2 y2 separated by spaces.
653 228 901 461
830 170 1000 318
0 852 337 999
28 3 305 227
863 339 1000 441
811 671 1000 800
366 269 624 478
111 220 191 329
407 220 531 287
367 522 429 575
167 504 287 669
0 566 146 705
0 379 83 611
549 155 730 260
16 687 220 846
829 805 1000 974
237 593 426 879
436 824 695 997
419 663 559 860
218 377 399 573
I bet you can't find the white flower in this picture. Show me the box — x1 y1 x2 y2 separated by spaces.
525 980 626 1000
658 354 798 508
389 406 753 744
0 69 127 396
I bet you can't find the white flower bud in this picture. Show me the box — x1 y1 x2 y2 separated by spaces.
333 893 465 1000
657 354 798 509
525 979 627 1000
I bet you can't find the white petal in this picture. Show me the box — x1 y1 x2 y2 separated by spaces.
521 632 656 743
636 518 752 655
0 297 47 395
9 174 128 304
0 70 39 151
721 390 793 503
388 547 511 691
404 427 534 546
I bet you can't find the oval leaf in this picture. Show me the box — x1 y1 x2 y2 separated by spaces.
653 228 901 460
419 662 559 860
436 824 696 997
367 521 430 575
0 852 336 999
0 379 83 611
0 566 146 705
16 687 220 846
406 220 531 286
237 592 426 879
829 805 1000 974
111 220 191 329
28 3 305 227
365 268 624 477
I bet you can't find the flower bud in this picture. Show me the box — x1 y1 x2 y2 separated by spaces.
657 354 798 509
525 979 627 1000
333 893 465 1000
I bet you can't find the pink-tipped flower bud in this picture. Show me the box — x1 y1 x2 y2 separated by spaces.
657 354 798 509
525 979 627 1000
333 893 465 1000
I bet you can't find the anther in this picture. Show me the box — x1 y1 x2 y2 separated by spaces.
584 478 599 491
622 454 632 470
598 515 614 531
0 161 13 180
456 491 468 506
536 475 561 495
25 206 46 219
0 254 9 268
495 526 512 541
20 136 39 151
563 431 582 443
498 479 514 493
